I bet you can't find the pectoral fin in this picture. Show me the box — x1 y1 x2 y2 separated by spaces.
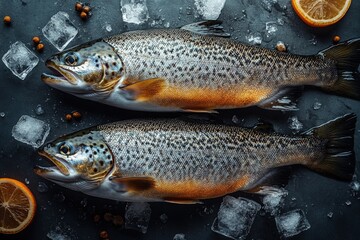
119 78 166 101
110 176 156 191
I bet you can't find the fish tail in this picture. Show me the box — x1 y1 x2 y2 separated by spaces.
320 38 360 100
302 113 356 181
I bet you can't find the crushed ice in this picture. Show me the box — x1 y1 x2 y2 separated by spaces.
194 0 227 20
120 0 149 24
288 116 303 132
173 233 186 240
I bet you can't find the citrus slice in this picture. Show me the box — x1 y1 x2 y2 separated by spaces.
0 178 36 234
292 0 352 27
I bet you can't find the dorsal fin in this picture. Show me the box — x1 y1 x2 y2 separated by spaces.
181 21 231 38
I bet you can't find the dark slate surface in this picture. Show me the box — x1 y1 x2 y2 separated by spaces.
0 0 359 239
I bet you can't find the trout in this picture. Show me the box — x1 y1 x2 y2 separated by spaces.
41 21 360 112
35 114 356 203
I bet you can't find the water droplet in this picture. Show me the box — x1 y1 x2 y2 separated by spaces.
160 213 168 223
80 198 88 208
35 104 44 115
232 115 240 124
313 101 322 110
54 192 66 202
37 181 48 193
349 180 360 192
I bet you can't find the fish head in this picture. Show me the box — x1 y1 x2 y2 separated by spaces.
42 40 124 99
35 128 115 191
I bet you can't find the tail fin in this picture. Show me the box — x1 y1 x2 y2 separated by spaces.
320 38 360 100
302 113 356 181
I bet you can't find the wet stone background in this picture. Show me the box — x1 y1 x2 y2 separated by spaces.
0 0 359 239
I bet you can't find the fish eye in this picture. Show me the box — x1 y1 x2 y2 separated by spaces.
64 52 79 66
59 143 73 155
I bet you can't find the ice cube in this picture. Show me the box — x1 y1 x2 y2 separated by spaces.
173 233 186 240
120 0 149 24
265 21 278 38
262 188 288 216
275 209 311 238
288 116 303 132
2 41 39 80
194 0 227 20
12 115 50 148
125 202 151 233
246 33 262 45
260 0 278 12
42 12 78 51
212 196 261 240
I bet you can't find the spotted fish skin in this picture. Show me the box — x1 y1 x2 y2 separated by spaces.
103 29 337 111
97 119 324 200
43 25 360 112
36 115 356 203
105 29 335 89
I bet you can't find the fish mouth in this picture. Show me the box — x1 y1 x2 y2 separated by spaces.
42 60 79 86
35 149 70 178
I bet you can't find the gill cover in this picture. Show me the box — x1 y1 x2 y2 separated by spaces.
42 40 124 94
36 128 115 190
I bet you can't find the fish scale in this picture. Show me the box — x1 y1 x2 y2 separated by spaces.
36 114 355 202
98 119 324 186
104 29 335 89
42 23 359 112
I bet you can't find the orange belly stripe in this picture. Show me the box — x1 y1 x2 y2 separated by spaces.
146 85 273 110
138 175 250 200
